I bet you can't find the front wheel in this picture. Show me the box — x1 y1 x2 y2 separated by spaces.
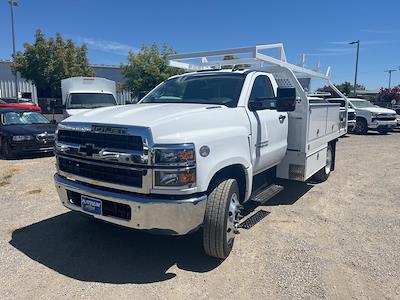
354 118 368 135
312 145 333 182
377 129 389 135
0 139 13 159
203 178 240 259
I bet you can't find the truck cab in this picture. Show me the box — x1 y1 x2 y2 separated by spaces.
61 77 118 118
54 44 347 259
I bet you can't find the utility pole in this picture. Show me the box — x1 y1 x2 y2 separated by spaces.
384 69 397 88
349 40 360 96
8 0 19 102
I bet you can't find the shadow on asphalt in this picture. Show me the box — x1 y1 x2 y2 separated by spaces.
9 181 313 284
9 212 222 284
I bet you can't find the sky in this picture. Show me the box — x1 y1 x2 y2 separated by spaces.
0 0 399 90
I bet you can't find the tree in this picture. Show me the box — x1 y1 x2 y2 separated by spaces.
12 30 94 98
121 43 183 98
375 87 400 104
317 81 365 96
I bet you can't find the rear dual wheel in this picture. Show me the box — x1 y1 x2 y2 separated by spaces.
313 144 333 182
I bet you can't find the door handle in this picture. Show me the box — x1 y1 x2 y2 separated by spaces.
278 115 286 123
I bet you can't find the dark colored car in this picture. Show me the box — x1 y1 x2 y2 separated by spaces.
0 108 57 158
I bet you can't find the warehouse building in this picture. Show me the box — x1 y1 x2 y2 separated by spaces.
0 60 132 103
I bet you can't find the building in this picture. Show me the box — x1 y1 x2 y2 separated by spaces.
0 60 133 103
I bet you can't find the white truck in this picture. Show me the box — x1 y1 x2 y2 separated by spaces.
61 77 119 119
325 98 356 132
329 98 397 134
54 44 348 259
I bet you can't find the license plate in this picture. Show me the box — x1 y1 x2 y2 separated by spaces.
81 196 102 215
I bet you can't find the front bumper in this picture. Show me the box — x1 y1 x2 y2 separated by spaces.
368 120 397 129
10 141 54 154
54 174 207 235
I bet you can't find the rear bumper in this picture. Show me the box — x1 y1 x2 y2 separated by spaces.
347 120 356 130
54 174 207 235
369 120 397 129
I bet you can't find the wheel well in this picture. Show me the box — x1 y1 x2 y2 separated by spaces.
208 164 247 203
356 116 367 122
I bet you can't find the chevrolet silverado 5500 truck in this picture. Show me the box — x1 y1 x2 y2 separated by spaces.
54 44 348 259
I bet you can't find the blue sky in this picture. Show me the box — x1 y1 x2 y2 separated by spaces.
0 0 399 89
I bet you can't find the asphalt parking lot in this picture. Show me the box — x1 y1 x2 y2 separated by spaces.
1 132 399 299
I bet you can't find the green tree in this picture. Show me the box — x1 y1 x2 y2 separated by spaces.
12 30 94 98
317 81 365 96
121 43 183 98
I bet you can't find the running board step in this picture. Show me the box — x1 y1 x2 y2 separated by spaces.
250 184 284 204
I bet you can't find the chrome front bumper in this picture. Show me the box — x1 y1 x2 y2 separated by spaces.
369 120 397 129
54 174 207 235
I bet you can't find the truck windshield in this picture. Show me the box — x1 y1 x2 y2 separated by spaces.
349 100 375 108
140 74 246 108
68 93 117 109
2 111 50 125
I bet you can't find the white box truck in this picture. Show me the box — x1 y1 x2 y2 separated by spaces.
54 44 348 259
61 77 119 118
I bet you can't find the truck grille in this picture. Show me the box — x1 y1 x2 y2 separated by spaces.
58 156 145 188
348 111 355 120
57 130 143 151
374 116 396 121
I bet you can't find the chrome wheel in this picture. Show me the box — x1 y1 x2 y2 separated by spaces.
226 192 239 246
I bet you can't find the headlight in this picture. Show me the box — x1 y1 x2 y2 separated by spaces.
154 168 196 187
154 144 195 166
12 135 33 141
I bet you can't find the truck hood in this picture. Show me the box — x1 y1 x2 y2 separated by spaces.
62 103 250 143
357 106 396 114
66 108 92 116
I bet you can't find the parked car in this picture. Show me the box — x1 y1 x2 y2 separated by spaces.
53 44 347 259
0 99 41 112
395 108 400 129
329 98 397 134
0 108 56 158
325 98 356 132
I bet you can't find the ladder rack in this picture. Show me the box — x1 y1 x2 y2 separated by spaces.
167 43 331 80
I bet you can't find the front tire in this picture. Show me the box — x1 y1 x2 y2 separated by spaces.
0 139 13 159
377 129 389 135
203 179 240 259
354 118 368 135
313 145 333 182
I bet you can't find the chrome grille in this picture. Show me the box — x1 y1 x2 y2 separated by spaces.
58 156 145 188
57 129 143 151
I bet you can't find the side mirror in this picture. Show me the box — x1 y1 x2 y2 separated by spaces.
276 87 296 112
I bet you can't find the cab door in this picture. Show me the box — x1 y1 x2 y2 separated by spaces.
246 74 288 174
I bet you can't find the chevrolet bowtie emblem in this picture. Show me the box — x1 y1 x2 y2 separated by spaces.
79 143 101 157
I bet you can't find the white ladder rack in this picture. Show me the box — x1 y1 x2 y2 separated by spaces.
167 44 331 80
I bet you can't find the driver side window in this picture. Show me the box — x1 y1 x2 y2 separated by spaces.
249 75 276 109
